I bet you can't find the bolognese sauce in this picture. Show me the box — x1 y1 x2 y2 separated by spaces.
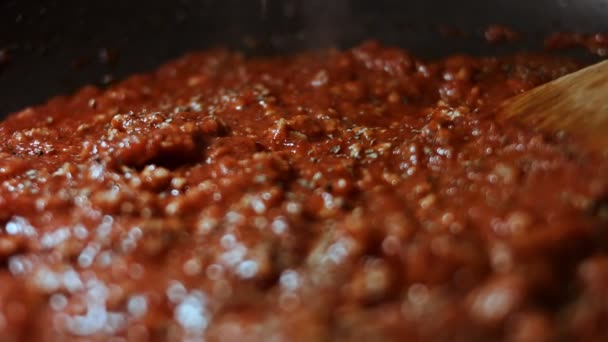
0 41 607 341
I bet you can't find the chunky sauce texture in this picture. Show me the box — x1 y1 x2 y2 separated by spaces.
0 42 607 341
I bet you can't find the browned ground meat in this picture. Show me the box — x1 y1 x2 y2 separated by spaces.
0 41 607 341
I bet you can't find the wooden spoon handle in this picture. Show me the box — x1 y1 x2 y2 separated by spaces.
500 60 608 156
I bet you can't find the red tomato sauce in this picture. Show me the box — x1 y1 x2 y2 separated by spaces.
0 41 607 341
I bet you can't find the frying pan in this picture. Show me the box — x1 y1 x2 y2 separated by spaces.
1 0 607 117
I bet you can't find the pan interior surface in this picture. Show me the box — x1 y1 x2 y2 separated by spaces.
1 0 607 116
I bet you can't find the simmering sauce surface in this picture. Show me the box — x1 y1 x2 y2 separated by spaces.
0 42 607 341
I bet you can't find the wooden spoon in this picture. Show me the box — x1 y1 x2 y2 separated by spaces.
499 60 608 156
